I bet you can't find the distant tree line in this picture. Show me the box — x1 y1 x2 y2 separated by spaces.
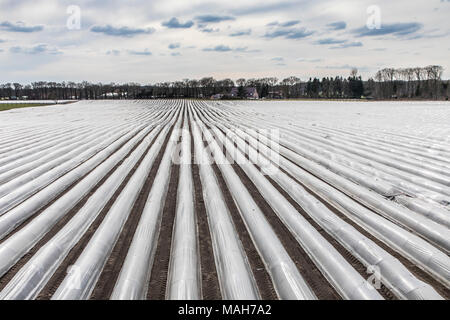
1 66 448 101
369 65 447 99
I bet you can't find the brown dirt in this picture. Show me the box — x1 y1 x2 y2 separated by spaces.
146 141 181 300
189 122 222 300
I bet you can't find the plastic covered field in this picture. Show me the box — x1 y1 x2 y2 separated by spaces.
0 100 448 300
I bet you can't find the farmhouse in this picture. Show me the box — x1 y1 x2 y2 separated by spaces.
268 90 284 99
230 87 259 99
211 93 224 100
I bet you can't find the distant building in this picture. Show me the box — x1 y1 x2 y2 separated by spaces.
246 87 259 99
211 93 224 100
268 91 284 99
230 87 259 99
100 92 120 99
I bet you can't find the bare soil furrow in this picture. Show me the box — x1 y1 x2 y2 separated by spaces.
188 118 222 300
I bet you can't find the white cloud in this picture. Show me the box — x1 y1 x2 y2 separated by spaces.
0 0 449 83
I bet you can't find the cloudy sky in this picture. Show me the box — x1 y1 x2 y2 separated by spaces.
0 0 449 84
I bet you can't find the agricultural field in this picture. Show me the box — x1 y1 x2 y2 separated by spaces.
0 100 448 300
0 101 73 112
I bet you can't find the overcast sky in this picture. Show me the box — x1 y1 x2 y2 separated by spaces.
0 0 449 84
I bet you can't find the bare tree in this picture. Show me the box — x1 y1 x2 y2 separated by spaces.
236 78 246 87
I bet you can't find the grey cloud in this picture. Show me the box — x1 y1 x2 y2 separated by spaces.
230 29 252 37
285 28 314 39
327 21 347 30
203 45 258 53
264 29 290 38
128 49 152 56
195 15 235 23
268 20 301 27
162 17 194 29
297 58 323 62
282 20 301 27
264 23 314 40
169 43 181 49
271 57 284 61
319 64 369 72
200 28 219 33
231 1 302 15
314 38 347 45
234 47 261 53
353 22 423 37
203 45 232 52
106 50 120 56
313 37 363 49
10 44 61 55
91 25 155 37
330 41 363 49
319 64 357 70
0 21 44 33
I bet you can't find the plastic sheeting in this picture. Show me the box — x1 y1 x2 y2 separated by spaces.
216 106 450 202
0 123 162 279
205 123 383 300
395 196 450 229
167 118 200 300
0 127 132 214
241 127 450 287
52 116 179 300
0 119 170 300
207 108 450 252
194 108 318 300
207 119 442 300
111 116 183 300
188 114 260 300
200 103 450 288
